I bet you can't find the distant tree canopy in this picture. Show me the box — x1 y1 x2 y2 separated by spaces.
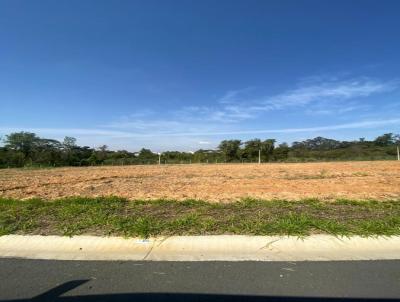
241 139 275 162
0 131 399 168
374 133 399 146
292 137 342 150
218 140 242 162
4 132 40 158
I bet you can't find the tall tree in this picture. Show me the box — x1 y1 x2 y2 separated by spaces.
243 139 262 161
62 136 78 165
63 136 77 149
4 132 40 160
374 133 395 146
218 140 241 162
262 139 276 161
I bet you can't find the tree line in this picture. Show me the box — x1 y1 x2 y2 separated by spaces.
0 131 399 168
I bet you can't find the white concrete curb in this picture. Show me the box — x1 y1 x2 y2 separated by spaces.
1 235 400 261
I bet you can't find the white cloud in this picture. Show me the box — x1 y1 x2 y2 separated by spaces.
104 76 399 130
205 118 400 136
304 102 370 116
141 118 400 136
217 87 255 104
106 120 183 130
232 78 399 118
2 76 398 150
266 79 396 109
2 118 399 139
0 127 133 138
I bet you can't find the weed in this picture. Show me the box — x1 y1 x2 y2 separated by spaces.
1 197 400 238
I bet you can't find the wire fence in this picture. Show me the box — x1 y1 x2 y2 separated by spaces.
2 155 398 170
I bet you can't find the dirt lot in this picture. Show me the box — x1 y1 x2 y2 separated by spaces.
1 161 400 201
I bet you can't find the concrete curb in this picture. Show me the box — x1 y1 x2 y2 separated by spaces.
1 235 400 261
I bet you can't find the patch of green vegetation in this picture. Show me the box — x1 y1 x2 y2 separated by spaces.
1 197 400 238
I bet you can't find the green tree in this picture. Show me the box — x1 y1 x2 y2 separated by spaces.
62 136 78 165
262 139 276 161
242 139 276 162
273 142 290 161
96 145 109 162
4 132 40 162
138 148 157 163
218 140 241 162
374 133 395 146
63 136 77 149
35 138 63 165
243 139 262 161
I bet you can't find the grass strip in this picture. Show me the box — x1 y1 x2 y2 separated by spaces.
1 197 400 238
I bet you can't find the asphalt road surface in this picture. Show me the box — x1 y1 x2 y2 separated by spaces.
1 259 400 301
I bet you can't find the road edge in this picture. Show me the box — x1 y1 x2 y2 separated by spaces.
1 234 399 261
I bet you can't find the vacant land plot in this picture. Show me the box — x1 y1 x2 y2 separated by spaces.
1 161 400 201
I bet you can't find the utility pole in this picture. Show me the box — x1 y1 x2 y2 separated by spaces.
397 145 400 161
158 153 161 165
258 149 261 164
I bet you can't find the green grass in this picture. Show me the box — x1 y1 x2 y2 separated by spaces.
1 197 400 238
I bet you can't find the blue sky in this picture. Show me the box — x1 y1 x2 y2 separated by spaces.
1 0 400 151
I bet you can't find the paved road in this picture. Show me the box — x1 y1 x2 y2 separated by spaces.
1 259 400 301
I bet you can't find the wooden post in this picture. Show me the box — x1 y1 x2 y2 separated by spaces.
397 145 400 161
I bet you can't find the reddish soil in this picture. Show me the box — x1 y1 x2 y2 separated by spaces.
1 161 400 201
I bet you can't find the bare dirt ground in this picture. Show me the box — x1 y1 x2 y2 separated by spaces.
1 161 400 201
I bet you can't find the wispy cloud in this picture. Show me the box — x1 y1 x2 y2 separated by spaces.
0 127 134 138
180 77 399 125
2 75 399 150
138 118 400 136
304 102 370 116
106 120 183 130
106 76 399 129
2 118 400 139
263 78 397 110
219 77 399 120
217 87 255 104
197 118 400 136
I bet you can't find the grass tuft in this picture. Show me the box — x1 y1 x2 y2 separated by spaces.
1 197 400 238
